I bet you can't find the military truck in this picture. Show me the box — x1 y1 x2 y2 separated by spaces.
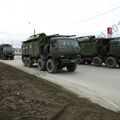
77 36 120 68
0 44 14 60
21 33 80 73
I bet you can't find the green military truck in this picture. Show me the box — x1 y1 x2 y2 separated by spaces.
77 36 120 68
21 33 80 73
0 44 14 60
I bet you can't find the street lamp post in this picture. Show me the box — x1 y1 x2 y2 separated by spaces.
28 22 36 35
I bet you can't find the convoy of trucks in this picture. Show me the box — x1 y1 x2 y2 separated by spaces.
77 36 120 68
21 33 80 73
1 32 120 71
0 44 14 60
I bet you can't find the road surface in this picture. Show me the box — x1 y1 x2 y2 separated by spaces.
0 56 120 111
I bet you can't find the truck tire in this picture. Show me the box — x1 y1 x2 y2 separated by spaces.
26 57 33 67
38 59 46 71
46 59 57 73
22 57 27 66
66 63 77 72
92 56 102 66
106 57 117 68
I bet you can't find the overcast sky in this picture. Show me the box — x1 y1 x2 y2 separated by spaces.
0 0 120 47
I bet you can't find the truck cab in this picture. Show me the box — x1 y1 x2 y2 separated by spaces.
48 37 80 59
105 38 120 67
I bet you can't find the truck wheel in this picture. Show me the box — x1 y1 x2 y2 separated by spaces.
46 59 57 73
26 57 33 67
92 56 102 66
38 59 46 71
66 63 77 72
106 57 117 68
23 57 27 66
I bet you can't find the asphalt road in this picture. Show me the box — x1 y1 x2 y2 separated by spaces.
0 56 120 111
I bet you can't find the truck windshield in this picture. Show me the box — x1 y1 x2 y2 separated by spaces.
3 47 14 53
58 40 79 48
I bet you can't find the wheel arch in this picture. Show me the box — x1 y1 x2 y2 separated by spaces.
105 54 118 61
47 54 54 60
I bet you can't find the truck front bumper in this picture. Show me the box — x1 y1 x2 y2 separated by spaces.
60 59 78 63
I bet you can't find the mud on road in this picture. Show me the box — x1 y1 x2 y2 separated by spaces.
0 62 120 120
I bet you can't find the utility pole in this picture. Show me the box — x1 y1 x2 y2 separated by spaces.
28 22 36 35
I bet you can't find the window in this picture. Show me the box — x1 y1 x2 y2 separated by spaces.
58 40 79 48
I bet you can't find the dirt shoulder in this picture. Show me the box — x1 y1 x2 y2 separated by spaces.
0 62 120 120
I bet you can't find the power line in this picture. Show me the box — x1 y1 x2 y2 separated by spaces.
0 32 29 36
53 6 120 30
